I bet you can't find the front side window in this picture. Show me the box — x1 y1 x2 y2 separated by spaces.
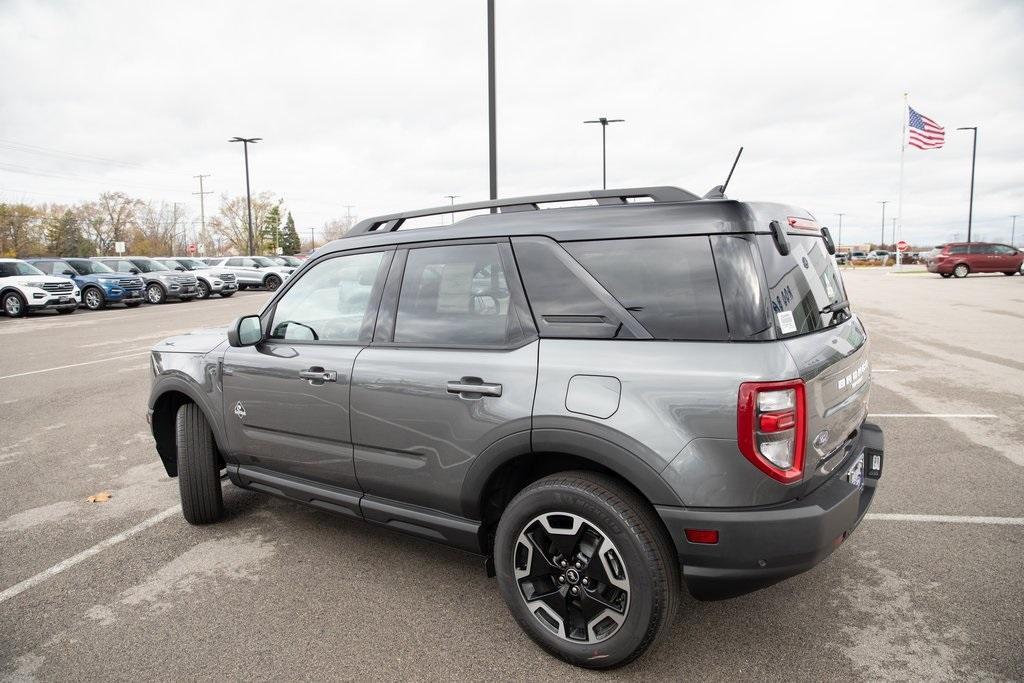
68 259 113 274
394 243 516 346
0 261 45 277
30 261 55 274
270 251 385 343
226 258 245 267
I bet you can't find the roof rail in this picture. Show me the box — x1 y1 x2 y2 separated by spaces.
346 186 699 235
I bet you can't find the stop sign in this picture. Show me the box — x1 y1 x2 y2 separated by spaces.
897 240 909 252
187 243 197 254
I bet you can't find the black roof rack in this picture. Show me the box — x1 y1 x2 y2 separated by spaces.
346 186 700 236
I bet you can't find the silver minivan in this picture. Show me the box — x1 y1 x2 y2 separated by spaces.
147 186 883 668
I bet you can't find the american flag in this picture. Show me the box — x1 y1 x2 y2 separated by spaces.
907 106 944 149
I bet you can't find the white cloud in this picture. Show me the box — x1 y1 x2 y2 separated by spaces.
1 0 1021 245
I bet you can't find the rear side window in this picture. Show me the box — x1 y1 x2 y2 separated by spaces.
949 245 969 254
563 236 728 341
394 243 520 347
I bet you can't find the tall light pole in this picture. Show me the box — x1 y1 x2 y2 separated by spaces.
193 174 211 248
584 117 625 189
1012 215 1018 247
835 213 845 250
445 195 460 225
229 136 261 255
956 126 978 243
487 0 497 209
878 201 888 248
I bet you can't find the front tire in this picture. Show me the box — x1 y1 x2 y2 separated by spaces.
146 283 167 304
83 286 106 310
953 264 970 278
2 291 26 317
175 403 224 525
494 471 679 669
196 280 211 299
264 274 282 291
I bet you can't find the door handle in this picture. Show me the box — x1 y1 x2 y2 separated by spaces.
447 378 502 398
300 367 337 384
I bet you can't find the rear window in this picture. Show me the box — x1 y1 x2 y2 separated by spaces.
563 236 728 341
756 234 847 338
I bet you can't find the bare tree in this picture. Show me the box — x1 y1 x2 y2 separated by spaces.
209 192 279 255
320 215 357 242
131 202 188 255
80 192 142 254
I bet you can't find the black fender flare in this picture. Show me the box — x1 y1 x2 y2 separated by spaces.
149 374 227 476
459 428 684 519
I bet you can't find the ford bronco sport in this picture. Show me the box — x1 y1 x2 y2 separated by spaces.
148 186 884 668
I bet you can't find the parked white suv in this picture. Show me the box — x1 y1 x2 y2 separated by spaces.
203 256 293 291
0 258 81 317
154 257 238 299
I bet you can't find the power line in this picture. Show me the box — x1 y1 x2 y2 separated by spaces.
0 138 182 176
0 161 190 195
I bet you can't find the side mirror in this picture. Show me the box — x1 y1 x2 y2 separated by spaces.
62 269 77 277
228 315 263 347
129 268 141 274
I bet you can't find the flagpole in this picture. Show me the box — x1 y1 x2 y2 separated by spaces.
895 92 907 271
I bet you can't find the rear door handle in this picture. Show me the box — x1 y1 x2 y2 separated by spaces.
447 378 502 398
300 367 337 384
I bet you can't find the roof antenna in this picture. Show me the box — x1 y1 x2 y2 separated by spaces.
703 146 744 199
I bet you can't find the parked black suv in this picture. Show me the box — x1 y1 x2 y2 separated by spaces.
148 186 883 668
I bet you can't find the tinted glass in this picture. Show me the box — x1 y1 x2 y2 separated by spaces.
68 259 113 274
970 244 994 254
756 234 848 338
949 245 969 254
710 235 770 339
394 243 515 346
226 258 244 267
253 257 277 267
130 258 169 273
994 245 1017 255
564 236 728 341
512 237 623 339
0 261 44 276
270 251 385 343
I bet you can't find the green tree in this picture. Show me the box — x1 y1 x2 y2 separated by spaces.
260 203 282 254
281 211 301 255
46 208 89 256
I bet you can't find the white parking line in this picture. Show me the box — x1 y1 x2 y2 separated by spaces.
868 413 997 418
0 505 180 606
0 350 150 381
871 369 898 373
866 513 1024 525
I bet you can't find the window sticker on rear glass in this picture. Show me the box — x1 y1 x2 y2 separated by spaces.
777 310 797 334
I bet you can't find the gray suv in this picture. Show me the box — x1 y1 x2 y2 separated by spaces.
95 256 198 304
147 187 883 668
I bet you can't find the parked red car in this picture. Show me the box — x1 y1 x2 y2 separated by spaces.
925 242 1023 278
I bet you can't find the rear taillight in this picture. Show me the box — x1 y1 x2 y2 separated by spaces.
737 379 806 484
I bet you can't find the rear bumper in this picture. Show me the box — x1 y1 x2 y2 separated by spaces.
656 422 883 583
926 261 951 273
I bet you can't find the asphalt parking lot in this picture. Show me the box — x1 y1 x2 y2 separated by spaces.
1 270 1022 681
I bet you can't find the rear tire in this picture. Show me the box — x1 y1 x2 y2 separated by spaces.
238 283 248 291
940 273 952 278
175 403 224 525
953 264 969 278
494 471 679 669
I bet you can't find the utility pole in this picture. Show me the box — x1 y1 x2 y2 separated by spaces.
584 117 625 189
835 213 845 250
487 0 497 209
193 174 211 250
229 136 261 255
878 201 888 248
891 218 897 246
956 126 978 243
309 228 316 251
445 195 459 225
1012 215 1018 247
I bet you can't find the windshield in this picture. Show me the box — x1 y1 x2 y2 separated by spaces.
69 259 114 274
131 258 169 273
280 256 302 267
757 234 849 338
252 256 277 267
0 261 45 277
176 258 205 270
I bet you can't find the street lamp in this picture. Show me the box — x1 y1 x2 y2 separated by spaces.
445 195 460 225
956 126 978 243
835 213 844 250
229 136 262 255
878 201 888 248
583 117 625 189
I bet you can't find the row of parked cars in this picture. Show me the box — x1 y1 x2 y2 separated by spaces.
0 254 303 317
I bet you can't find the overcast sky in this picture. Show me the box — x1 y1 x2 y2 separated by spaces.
1 0 1022 246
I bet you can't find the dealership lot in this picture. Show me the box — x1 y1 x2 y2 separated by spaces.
1 270 1022 680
